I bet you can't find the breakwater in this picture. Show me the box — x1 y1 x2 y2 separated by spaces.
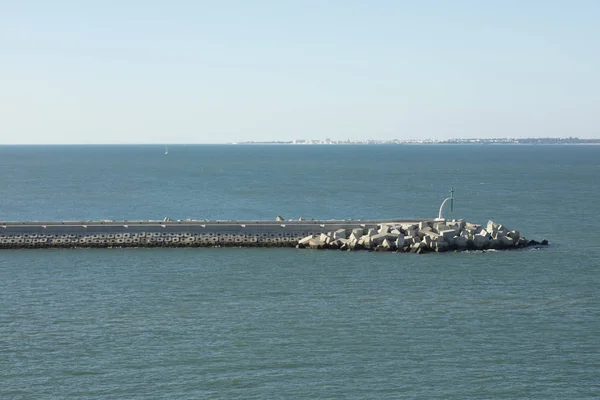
296 219 548 253
0 218 423 249
0 217 546 252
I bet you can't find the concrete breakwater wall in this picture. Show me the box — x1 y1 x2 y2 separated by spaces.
296 219 548 253
0 219 425 250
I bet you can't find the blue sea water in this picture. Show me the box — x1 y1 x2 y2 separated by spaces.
0 144 599 399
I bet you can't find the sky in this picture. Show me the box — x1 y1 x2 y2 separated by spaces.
1 0 598 144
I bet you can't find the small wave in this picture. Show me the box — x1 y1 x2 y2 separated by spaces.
63 370 102 376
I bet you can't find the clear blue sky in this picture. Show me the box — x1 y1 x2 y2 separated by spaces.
1 0 598 144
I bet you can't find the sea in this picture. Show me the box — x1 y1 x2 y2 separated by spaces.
0 144 598 399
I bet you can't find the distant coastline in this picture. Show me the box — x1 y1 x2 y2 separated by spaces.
232 137 600 145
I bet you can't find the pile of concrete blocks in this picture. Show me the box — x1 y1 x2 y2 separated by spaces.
296 220 546 254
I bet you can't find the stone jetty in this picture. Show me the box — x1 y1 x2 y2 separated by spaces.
0 218 422 250
296 219 548 253
0 217 547 252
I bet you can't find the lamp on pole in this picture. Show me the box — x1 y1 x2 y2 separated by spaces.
435 187 455 221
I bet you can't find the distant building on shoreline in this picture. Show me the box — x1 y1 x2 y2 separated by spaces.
234 137 600 145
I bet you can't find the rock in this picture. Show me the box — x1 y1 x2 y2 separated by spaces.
541 239 548 245
410 242 426 253
395 235 405 249
465 222 481 232
366 228 378 237
358 235 373 249
348 241 361 251
276 216 285 221
378 224 390 234
454 235 468 249
507 230 520 241
381 238 393 248
375 239 394 251
448 220 466 232
500 236 514 247
478 229 491 239
319 233 332 244
423 235 434 250
406 228 419 238
329 239 345 249
423 232 445 250
402 224 418 232
351 228 365 237
418 226 433 238
390 228 402 235
516 237 528 247
433 222 449 232
404 236 416 246
419 221 432 230
423 230 441 241
487 220 507 233
434 241 450 252
439 229 456 245
465 227 480 236
308 239 325 249
474 234 490 250
489 239 503 249
491 230 506 240
333 229 347 240
347 234 361 250
348 232 361 242
298 235 315 246
371 233 399 245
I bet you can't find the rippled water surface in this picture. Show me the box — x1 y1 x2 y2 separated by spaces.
1 145 599 399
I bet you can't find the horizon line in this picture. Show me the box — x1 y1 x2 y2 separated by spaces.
1 137 600 146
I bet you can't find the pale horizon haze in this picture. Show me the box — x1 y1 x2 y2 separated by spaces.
1 0 598 144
